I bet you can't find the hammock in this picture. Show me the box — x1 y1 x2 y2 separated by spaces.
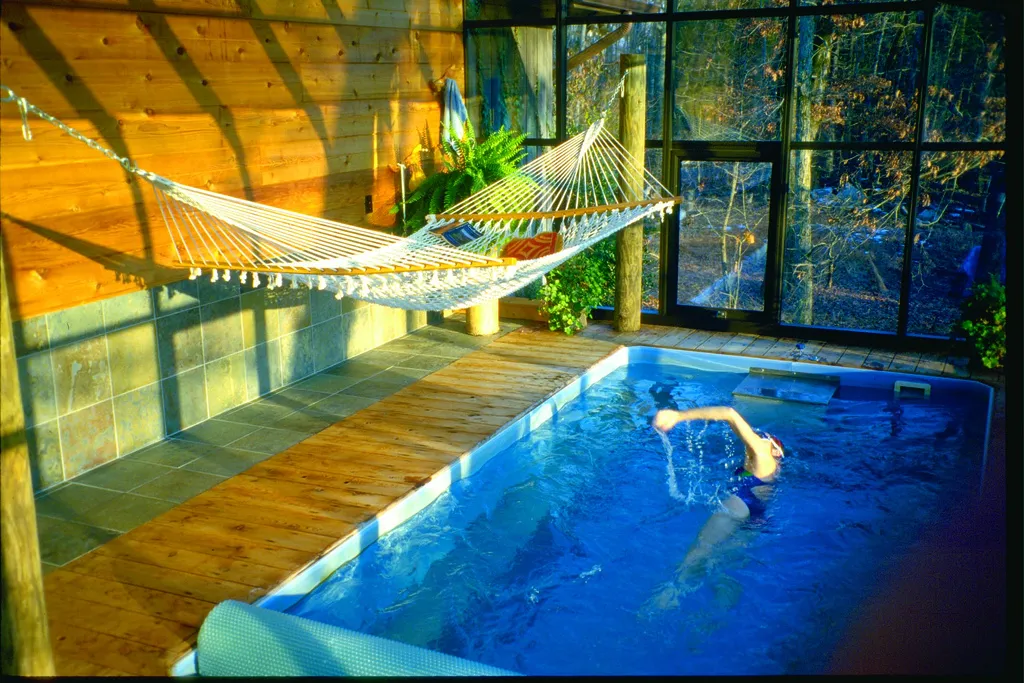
0 85 678 310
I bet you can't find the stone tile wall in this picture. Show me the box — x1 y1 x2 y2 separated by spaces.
12 278 426 493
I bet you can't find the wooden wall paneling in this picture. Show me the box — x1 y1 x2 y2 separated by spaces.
0 0 463 320
0 147 254 221
246 0 463 31
14 1 463 31
225 100 439 147
0 110 227 169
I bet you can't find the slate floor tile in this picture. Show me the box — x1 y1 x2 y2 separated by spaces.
81 494 179 533
35 516 119 566
74 459 174 492
131 469 227 504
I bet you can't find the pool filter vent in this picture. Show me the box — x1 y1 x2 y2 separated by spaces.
732 367 839 405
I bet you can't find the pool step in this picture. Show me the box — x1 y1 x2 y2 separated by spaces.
732 367 839 405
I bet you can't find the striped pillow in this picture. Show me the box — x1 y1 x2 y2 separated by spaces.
502 232 563 261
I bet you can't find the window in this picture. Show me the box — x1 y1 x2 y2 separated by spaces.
782 151 912 332
908 152 1005 336
673 18 788 141
925 5 1006 142
792 13 923 144
464 1 1013 345
566 23 666 138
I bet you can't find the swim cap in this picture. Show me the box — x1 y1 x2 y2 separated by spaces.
757 429 784 457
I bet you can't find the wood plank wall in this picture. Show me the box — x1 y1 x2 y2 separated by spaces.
0 0 463 320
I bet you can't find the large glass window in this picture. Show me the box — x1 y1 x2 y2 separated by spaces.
643 149 664 312
464 1 1013 344
676 160 772 311
792 13 923 144
781 151 912 332
566 23 666 138
675 1 776 9
596 149 664 313
908 152 1005 336
925 5 1006 142
673 18 788 141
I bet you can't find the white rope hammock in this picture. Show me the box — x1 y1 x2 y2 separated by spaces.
0 84 678 310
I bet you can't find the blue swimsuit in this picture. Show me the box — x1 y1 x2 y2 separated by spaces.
733 467 771 519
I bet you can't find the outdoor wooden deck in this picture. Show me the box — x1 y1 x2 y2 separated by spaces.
39 322 1001 676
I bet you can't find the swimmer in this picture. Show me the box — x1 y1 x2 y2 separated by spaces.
645 407 785 611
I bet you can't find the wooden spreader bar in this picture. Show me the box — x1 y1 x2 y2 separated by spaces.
171 257 519 277
435 196 681 222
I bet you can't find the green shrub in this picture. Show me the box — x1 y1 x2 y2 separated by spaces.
391 120 526 236
539 238 617 335
957 274 1005 370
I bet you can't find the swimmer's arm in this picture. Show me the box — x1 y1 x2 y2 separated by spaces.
653 407 765 454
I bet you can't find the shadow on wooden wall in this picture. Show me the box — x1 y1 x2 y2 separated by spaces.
0 0 461 319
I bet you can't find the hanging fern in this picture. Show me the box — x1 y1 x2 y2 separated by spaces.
392 119 528 236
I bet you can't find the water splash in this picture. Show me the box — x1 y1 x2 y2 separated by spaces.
659 429 687 502
659 420 737 508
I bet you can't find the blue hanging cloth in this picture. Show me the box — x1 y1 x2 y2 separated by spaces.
441 78 469 148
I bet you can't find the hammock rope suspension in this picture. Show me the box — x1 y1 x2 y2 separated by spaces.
0 84 679 310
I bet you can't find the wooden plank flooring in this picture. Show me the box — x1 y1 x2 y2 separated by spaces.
40 321 1002 676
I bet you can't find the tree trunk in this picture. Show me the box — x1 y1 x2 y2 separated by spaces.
614 54 646 333
0 241 55 676
788 16 819 325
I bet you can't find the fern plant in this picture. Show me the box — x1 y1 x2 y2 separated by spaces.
392 120 527 236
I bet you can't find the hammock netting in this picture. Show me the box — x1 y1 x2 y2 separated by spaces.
1 85 678 310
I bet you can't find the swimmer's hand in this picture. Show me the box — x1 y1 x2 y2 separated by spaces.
652 409 680 433
638 583 679 620
639 578 700 619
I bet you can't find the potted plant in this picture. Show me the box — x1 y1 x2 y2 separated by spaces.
537 238 617 336
956 274 1005 371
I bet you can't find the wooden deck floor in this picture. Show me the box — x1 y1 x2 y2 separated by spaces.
39 321 1003 676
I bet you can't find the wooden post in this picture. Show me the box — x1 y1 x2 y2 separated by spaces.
466 298 500 336
614 53 646 333
0 243 55 676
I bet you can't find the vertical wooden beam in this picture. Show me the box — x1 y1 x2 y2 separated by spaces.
614 54 646 333
466 298 500 336
0 242 54 676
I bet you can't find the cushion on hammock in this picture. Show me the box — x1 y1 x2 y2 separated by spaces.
502 232 563 261
430 222 484 247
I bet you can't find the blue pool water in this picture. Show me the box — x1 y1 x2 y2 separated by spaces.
287 360 989 675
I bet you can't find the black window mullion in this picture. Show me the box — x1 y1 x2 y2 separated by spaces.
770 10 799 327
659 18 675 317
897 3 936 338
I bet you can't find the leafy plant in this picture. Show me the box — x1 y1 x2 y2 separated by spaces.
539 238 617 335
957 274 1005 370
392 119 527 236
